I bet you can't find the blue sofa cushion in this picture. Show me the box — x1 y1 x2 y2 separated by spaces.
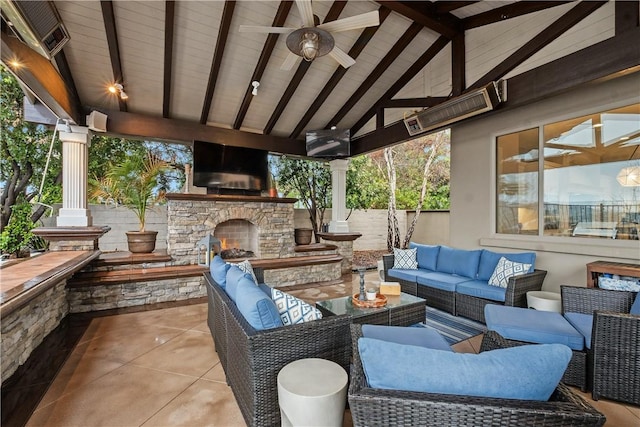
436 246 482 279
478 250 536 281
362 324 452 352
456 280 507 302
387 268 419 283
226 265 255 302
358 337 571 401
488 257 533 288
631 292 640 315
564 312 594 349
229 259 259 284
485 305 584 350
210 255 231 288
393 248 417 269
410 242 440 271
235 277 283 330
416 271 472 292
258 283 272 296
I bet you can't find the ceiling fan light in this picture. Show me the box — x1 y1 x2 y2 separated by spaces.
300 31 319 61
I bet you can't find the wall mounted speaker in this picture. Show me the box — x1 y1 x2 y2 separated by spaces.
86 111 107 132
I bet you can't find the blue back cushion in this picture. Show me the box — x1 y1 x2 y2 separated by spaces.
409 242 440 271
210 255 231 288
478 250 536 281
436 246 482 278
630 292 640 315
358 337 571 401
226 265 254 302
235 277 283 330
362 324 451 352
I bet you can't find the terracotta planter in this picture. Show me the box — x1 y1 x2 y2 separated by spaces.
126 230 158 253
294 228 313 245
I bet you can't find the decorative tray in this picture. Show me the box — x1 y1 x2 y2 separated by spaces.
352 293 387 308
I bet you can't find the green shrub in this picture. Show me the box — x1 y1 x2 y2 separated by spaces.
0 202 35 257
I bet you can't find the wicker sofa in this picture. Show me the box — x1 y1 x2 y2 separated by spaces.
383 243 547 323
349 325 606 427
204 269 351 427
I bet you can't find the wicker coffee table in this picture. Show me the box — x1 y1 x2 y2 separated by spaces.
316 292 426 326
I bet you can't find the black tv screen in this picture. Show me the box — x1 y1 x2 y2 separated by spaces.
192 141 268 192
305 129 350 158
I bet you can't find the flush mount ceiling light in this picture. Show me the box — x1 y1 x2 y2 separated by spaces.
239 0 378 70
616 166 640 187
108 83 128 100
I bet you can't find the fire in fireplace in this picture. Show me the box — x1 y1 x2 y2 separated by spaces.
214 219 258 260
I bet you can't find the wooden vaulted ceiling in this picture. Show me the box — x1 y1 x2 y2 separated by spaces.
1 1 639 157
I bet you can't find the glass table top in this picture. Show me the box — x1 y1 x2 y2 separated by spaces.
316 292 425 317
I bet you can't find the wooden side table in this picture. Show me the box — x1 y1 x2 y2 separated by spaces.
586 261 640 288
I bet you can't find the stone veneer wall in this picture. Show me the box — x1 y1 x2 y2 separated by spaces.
1 281 68 381
67 276 206 313
167 196 296 265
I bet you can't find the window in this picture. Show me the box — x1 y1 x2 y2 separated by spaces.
496 103 640 240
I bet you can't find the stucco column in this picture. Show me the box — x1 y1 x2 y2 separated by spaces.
56 124 93 227
329 159 349 232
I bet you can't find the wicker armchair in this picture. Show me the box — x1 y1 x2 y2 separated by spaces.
204 272 352 427
561 285 639 405
348 326 606 426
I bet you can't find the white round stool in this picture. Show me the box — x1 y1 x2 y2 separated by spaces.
277 358 348 427
527 291 562 312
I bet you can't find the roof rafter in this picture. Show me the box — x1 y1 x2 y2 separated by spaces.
289 6 391 139
162 0 175 118
463 1 573 30
434 1 479 14
54 50 82 120
263 0 347 135
377 1 460 39
200 0 236 125
101 0 126 112
233 1 293 130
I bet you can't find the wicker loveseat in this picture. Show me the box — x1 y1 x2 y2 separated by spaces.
383 243 547 323
204 270 351 427
349 326 606 427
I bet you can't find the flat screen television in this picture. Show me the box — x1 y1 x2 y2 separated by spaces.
192 141 268 193
305 128 350 158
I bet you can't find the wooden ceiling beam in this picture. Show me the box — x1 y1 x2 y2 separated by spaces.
379 97 448 108
1 31 81 123
616 0 639 36
162 0 175 118
233 1 293 130
200 0 236 124
289 7 391 139
263 1 347 135
463 1 573 30
349 36 449 135
325 21 424 130
434 1 479 14
469 1 607 90
54 50 82 120
451 33 465 95
377 1 460 39
100 1 126 112
104 110 306 156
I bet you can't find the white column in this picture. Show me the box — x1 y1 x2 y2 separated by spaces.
329 159 349 233
56 124 93 227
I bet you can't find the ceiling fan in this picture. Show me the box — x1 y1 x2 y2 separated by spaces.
239 0 379 70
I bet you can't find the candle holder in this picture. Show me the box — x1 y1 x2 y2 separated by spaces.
358 267 366 301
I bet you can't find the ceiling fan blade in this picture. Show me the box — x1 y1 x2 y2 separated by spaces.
239 25 295 34
295 0 315 27
281 51 300 71
328 47 356 69
318 11 379 33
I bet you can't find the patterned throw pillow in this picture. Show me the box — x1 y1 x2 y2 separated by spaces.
270 288 323 325
489 256 532 288
231 259 258 284
392 248 418 269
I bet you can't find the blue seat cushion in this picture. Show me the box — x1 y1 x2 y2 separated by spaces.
631 292 640 315
235 277 283 330
362 324 452 352
210 255 231 288
436 246 482 279
564 312 594 349
456 280 507 302
484 305 584 351
387 268 418 283
358 337 571 401
477 250 536 281
415 271 471 292
410 242 440 271
226 265 255 302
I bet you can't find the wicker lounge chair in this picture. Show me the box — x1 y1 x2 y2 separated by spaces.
348 326 606 426
561 285 639 405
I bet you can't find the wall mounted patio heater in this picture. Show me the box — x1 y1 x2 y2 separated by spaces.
0 0 70 59
403 81 505 136
196 234 221 267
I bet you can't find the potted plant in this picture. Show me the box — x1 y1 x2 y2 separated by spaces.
90 152 171 253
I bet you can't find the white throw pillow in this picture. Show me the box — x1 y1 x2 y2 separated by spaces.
392 248 418 269
489 256 532 288
231 259 259 284
271 288 323 325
